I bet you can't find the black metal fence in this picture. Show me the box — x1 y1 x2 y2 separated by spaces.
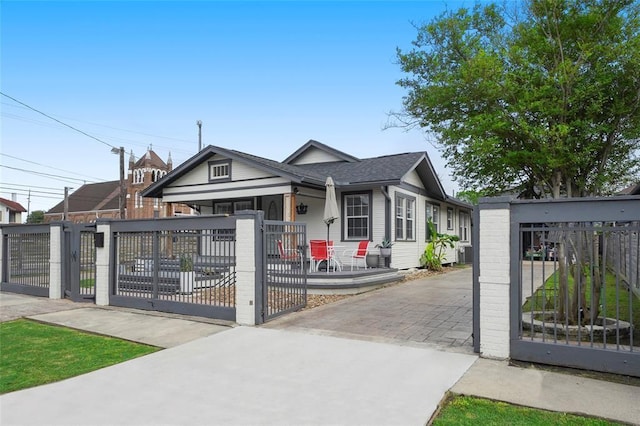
511 198 640 377
261 220 307 322
64 223 97 302
109 216 237 320
1 224 51 297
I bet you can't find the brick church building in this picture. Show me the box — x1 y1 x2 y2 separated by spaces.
45 148 195 222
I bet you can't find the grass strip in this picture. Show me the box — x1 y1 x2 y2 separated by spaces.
0 319 159 394
432 395 622 425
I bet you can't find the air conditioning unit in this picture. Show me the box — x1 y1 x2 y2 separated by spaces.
459 246 473 264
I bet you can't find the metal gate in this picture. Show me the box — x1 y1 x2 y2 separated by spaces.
109 216 237 320
1 224 51 297
64 223 97 302
510 198 639 377
261 220 307 322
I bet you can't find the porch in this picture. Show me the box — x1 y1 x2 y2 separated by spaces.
306 267 402 295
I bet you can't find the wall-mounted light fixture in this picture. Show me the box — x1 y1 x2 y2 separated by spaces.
293 187 300 195
296 203 308 215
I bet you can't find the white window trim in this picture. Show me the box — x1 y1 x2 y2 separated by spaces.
208 160 231 182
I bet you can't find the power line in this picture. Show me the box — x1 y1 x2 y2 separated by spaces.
2 101 195 144
0 92 118 150
0 182 64 191
0 186 63 196
2 101 197 157
0 190 62 201
0 153 105 182
0 164 93 184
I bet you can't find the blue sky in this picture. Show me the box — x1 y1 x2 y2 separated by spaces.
1 0 476 215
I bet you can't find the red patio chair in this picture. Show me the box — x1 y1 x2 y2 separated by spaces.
309 240 329 272
277 240 302 268
343 240 369 270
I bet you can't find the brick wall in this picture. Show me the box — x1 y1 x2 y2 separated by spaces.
478 202 511 359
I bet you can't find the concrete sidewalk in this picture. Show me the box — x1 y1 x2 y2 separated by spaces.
1 291 639 425
0 326 477 426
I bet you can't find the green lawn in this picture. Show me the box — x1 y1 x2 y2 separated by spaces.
80 277 95 288
0 319 159 394
433 395 622 425
523 270 640 330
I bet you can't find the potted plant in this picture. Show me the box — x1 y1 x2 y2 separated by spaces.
376 239 394 257
179 254 195 294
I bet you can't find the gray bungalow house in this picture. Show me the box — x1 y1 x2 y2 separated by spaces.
143 140 472 269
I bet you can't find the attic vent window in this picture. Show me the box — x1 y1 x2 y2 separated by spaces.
208 160 231 182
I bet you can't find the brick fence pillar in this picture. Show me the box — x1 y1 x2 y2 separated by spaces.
235 216 257 325
95 221 111 306
478 197 511 359
48 223 64 299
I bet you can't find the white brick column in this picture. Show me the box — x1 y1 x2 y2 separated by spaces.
49 223 64 299
0 227 4 283
95 222 111 306
478 203 511 359
235 217 256 325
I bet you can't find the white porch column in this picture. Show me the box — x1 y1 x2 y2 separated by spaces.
478 199 511 359
235 217 256 325
49 223 64 299
95 222 111 306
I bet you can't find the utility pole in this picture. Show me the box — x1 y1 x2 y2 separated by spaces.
118 146 125 219
63 186 69 220
197 120 202 151
111 146 126 219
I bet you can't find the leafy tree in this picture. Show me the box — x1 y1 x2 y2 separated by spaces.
455 190 487 205
26 210 45 224
395 0 640 324
395 0 640 197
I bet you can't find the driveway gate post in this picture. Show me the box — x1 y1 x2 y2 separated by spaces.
235 213 259 325
95 220 111 306
49 223 64 299
478 197 512 359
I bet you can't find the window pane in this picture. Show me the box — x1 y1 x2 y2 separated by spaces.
396 196 404 240
215 203 232 214
234 200 253 211
345 194 369 239
407 199 414 240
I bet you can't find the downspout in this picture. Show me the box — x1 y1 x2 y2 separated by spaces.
380 186 391 268
379 185 391 239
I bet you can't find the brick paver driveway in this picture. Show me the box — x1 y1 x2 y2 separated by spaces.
265 266 474 353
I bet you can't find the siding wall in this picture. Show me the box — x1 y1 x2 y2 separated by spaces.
289 147 343 165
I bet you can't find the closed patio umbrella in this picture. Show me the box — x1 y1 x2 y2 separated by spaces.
323 176 339 272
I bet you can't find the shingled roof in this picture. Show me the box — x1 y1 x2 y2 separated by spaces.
0 197 27 213
143 141 452 202
47 181 120 214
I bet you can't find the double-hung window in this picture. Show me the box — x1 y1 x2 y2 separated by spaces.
343 192 370 240
459 211 470 242
395 194 415 240
426 202 440 240
447 207 454 230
